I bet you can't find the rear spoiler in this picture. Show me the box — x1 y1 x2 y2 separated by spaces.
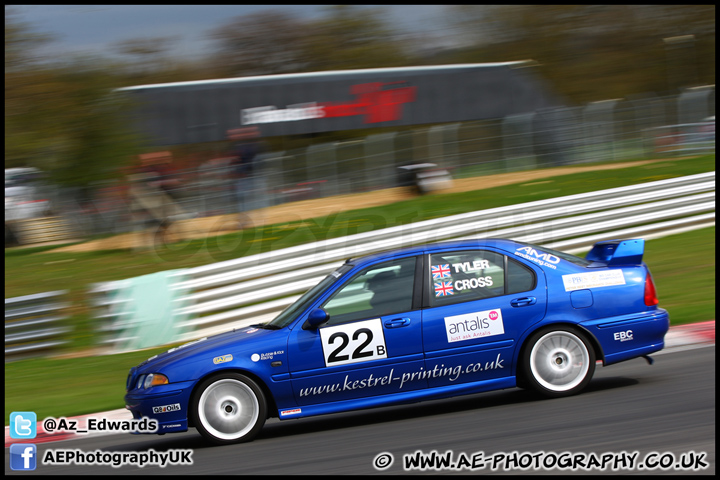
585 239 645 266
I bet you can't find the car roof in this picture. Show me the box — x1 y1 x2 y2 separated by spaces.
348 238 524 267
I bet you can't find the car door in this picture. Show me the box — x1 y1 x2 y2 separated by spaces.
287 255 427 406
422 248 546 388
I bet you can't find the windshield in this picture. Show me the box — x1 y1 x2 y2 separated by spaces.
266 264 353 328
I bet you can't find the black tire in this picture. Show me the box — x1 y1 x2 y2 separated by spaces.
191 373 267 445
521 327 596 398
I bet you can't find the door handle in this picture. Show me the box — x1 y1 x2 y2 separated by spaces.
510 296 537 307
384 317 411 328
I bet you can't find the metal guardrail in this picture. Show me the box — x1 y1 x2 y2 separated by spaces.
87 280 133 349
89 172 715 346
5 290 71 362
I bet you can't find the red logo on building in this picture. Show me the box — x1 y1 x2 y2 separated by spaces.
241 82 416 125
322 82 416 123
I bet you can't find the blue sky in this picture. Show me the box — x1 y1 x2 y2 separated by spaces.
9 5 454 61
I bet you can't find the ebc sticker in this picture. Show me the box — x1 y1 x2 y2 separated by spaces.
614 330 634 342
319 318 388 367
444 309 504 343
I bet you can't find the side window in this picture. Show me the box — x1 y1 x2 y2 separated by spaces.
322 256 417 325
429 250 505 307
507 257 536 294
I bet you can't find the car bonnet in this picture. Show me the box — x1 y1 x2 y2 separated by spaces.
133 325 279 373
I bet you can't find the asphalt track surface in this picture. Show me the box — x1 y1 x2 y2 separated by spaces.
6 344 715 475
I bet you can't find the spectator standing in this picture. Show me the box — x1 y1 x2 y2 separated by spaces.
128 152 185 250
228 126 268 229
137 151 181 202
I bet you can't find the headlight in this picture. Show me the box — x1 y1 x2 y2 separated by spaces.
140 373 169 389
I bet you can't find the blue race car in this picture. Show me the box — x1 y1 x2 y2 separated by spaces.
124 238 669 445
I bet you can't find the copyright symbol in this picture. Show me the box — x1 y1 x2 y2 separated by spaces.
373 452 393 471
43 418 57 432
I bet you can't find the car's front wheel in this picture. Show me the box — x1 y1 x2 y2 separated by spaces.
522 327 596 398
191 373 266 445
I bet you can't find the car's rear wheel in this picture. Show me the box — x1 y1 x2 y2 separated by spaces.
522 327 595 398
191 373 266 445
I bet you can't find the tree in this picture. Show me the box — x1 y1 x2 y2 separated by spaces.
209 10 310 77
209 6 410 78
442 5 715 103
301 6 408 72
113 35 178 77
39 60 147 188
5 8 64 169
5 10 144 186
4 6 54 72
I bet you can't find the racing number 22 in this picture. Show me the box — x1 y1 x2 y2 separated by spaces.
320 319 388 367
327 328 378 363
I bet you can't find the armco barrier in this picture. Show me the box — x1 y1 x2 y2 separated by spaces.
4 291 71 362
89 172 715 348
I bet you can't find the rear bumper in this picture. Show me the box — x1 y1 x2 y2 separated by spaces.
581 309 670 365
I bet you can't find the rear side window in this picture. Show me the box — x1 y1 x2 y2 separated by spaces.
429 250 505 307
507 257 536 294
429 250 537 307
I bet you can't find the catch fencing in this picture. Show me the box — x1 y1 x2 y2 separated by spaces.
89 171 715 350
35 87 714 243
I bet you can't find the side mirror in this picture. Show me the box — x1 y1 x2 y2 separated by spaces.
302 308 328 330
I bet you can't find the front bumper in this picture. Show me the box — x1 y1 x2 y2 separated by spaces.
124 380 196 434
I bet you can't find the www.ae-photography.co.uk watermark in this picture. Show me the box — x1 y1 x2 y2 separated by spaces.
372 449 709 472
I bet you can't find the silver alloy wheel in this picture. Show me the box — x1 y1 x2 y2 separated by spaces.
529 330 590 392
197 378 260 441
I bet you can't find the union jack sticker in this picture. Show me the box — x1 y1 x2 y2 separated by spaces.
434 280 454 297
431 264 451 279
